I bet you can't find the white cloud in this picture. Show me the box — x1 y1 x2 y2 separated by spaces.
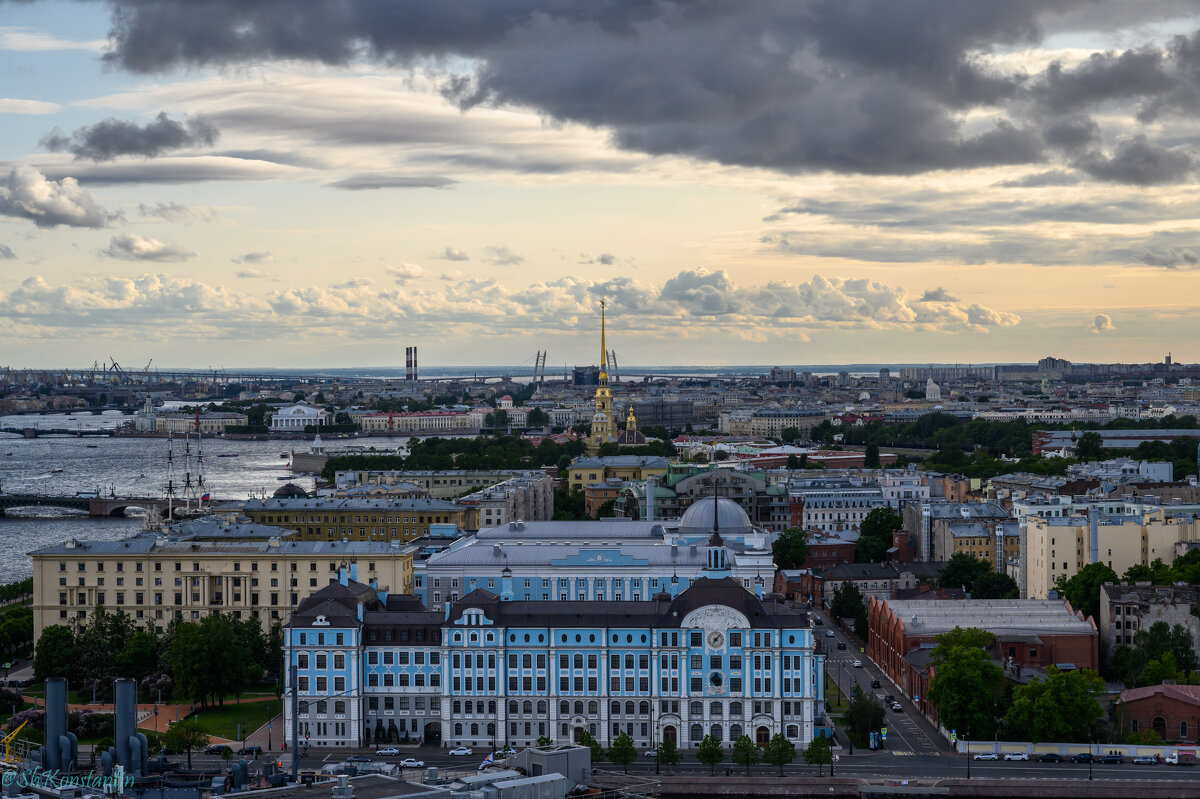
1091 313 1116 333
439 247 469 261
0 166 117 228
0 26 107 52
232 251 274 264
0 98 61 115
101 233 194 262
483 245 524 266
384 264 427 283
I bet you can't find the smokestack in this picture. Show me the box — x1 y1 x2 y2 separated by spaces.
44 678 67 771
413 346 418 382
1089 506 1099 565
114 678 137 770
405 347 413 381
646 477 655 522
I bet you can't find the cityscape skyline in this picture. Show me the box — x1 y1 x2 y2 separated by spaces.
2 2 1200 367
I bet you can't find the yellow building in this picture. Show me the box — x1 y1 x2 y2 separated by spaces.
29 537 414 640
236 497 477 540
940 520 1021 565
155 411 249 434
1025 513 1200 600
567 455 671 492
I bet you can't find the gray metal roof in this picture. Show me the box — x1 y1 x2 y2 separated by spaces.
30 536 419 557
234 497 463 511
885 599 1097 636
475 520 666 540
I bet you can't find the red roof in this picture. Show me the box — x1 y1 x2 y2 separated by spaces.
1121 683 1200 707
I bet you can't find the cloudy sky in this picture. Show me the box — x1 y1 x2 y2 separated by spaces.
2 1 1200 369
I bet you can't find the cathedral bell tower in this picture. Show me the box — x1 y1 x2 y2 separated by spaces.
587 299 618 454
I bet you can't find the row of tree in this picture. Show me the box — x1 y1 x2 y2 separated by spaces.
34 607 282 707
570 730 806 776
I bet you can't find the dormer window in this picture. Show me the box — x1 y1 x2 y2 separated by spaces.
313 615 330 626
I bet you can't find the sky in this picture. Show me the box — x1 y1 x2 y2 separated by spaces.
2 1 1200 370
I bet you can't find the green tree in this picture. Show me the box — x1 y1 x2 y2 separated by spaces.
115 631 159 682
856 507 902 562
527 408 551 428
864 442 880 468
1005 666 1104 743
786 454 801 470
1138 652 1182 687
577 730 604 763
830 581 865 622
657 739 680 773
938 552 991 592
1125 729 1163 745
1075 431 1104 460
972 570 1019 600
1054 562 1118 622
845 685 885 747
772 528 810 570
928 628 1005 739
33 625 76 681
763 733 796 776
608 732 637 773
780 427 802 444
163 718 210 769
535 735 552 747
696 733 724 775
731 734 760 776
802 735 833 776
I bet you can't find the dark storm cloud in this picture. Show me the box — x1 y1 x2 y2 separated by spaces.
1030 48 1174 113
1039 116 1101 152
1130 247 1200 268
326 174 456 190
995 170 1082 187
1075 135 1196 185
40 112 218 161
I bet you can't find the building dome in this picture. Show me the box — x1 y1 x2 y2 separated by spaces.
678 497 753 536
274 483 309 498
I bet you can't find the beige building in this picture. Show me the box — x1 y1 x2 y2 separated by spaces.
29 537 415 640
1024 513 1200 600
234 497 477 540
358 411 476 433
155 411 249 434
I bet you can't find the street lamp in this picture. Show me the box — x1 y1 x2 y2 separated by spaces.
965 726 970 780
1088 734 1094 781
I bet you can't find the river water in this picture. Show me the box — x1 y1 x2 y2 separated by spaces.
0 414 324 581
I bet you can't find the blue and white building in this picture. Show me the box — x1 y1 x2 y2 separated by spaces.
284 513 823 752
414 499 776 614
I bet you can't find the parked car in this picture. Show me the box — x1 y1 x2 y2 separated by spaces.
1132 755 1158 765
1004 752 1029 761
1100 754 1124 764
1164 753 1195 765
1072 753 1094 763
890 702 903 712
204 745 232 756
346 755 371 763
852 660 863 668
973 753 998 761
837 642 847 650
885 695 895 703
1038 753 1063 763
376 748 399 756
871 680 881 689
238 746 262 757
825 630 835 638
814 619 823 625
398 758 424 768
644 748 658 758
448 747 473 756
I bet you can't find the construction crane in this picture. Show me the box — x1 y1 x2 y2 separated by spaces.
143 359 154 383
3 719 28 764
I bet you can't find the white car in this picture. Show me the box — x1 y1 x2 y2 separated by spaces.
852 660 863 668
1004 752 1029 761
448 746 473 756
375 748 399 756
825 630 835 638
644 748 659 758
399 758 424 768
973 753 998 761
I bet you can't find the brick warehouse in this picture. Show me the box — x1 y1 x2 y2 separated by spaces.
867 597 1099 722
1118 684 1200 744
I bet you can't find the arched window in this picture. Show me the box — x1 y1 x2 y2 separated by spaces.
487 722 495 736
625 701 635 716
1183 721 1190 739
560 700 570 715
334 700 345 714
588 700 599 715
523 700 533 714
730 702 743 716
470 723 479 736
537 700 547 714
454 723 463 735
690 701 703 716
611 701 621 716
710 724 723 742
299 701 309 714
639 701 650 715
574 701 585 716
710 702 723 717
730 723 743 741
316 701 327 714
489 700 497 714
509 700 518 714
690 723 703 743
589 723 597 735
465 700 474 714
574 654 584 669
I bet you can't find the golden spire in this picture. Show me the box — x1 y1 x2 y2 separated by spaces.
599 298 608 372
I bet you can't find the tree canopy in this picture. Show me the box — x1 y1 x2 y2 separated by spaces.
1054 562 1118 622
772 528 810 570
803 735 833 776
928 627 1005 739
1005 666 1104 743
696 734 724 775
937 553 1018 599
608 732 637 773
856 507 902 562
731 734 760 775
763 733 796 775
845 685 885 747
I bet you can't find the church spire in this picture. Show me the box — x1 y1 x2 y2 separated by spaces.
599 298 608 375
587 298 617 455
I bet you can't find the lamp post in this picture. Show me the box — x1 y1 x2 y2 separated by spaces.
965 726 970 780
1089 734 1094 781
837 662 843 708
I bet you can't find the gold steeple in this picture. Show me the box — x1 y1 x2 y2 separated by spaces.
587 298 617 454
599 299 608 377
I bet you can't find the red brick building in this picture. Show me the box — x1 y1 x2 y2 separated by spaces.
868 597 1099 722
1118 684 1200 744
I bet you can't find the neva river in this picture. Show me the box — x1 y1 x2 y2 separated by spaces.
0 414 321 581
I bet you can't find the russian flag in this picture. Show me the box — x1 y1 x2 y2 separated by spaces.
200 493 211 501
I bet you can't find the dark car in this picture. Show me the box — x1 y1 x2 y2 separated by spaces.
1100 754 1124 764
814 619 823 626
871 680 881 689
1072 753 1093 763
346 755 372 763
1132 755 1158 765
836 642 847 650
885 695 895 703
237 746 263 757
1038 753 1063 763
205 745 232 756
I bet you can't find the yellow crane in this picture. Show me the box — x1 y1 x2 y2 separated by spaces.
3 719 28 764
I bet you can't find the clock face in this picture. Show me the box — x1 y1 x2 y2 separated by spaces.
707 631 725 649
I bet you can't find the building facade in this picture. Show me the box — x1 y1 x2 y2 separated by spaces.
789 478 886 534
235 497 476 541
1098 582 1200 660
270 401 330 431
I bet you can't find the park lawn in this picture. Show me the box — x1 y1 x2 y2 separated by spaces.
186 698 281 741
824 670 847 706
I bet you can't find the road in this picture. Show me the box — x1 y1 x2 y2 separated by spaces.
815 607 944 757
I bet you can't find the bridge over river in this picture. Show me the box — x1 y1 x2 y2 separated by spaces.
0 493 178 518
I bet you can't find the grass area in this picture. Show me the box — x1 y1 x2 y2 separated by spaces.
825 669 847 707
186 698 281 740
